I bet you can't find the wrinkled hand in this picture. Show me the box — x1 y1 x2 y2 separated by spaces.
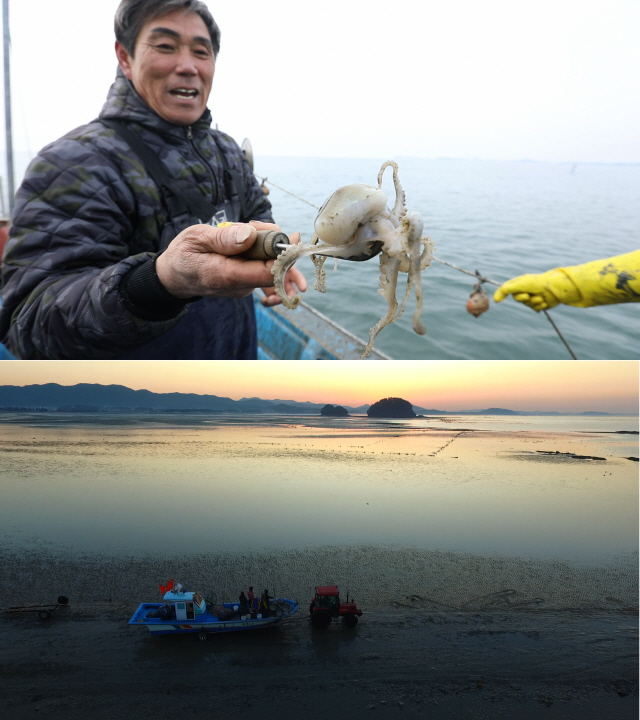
155 221 306 304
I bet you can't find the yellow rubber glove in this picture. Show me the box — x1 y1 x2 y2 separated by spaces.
493 250 640 311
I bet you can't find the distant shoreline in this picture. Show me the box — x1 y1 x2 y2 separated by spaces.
0 383 636 416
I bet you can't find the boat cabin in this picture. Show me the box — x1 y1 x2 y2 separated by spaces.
163 590 206 621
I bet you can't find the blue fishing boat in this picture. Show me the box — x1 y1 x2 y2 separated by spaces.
129 583 299 640
253 295 390 360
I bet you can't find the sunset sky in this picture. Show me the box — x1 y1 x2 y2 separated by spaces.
0 361 637 413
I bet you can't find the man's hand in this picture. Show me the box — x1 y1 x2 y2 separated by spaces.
155 220 306 304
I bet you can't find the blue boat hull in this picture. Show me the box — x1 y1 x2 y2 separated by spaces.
254 294 390 360
129 599 299 635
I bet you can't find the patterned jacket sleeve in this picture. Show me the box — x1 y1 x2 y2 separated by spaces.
0 134 186 359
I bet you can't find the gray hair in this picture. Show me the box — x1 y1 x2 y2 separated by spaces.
115 0 220 57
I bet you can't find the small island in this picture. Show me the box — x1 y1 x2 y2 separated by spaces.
320 404 349 417
367 397 416 418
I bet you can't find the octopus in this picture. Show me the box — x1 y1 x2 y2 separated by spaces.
271 161 434 358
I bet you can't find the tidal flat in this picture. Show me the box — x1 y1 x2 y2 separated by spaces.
0 412 637 565
1 413 637 719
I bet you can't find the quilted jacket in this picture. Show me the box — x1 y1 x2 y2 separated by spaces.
0 68 273 359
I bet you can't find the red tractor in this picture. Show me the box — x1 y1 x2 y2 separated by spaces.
309 585 362 628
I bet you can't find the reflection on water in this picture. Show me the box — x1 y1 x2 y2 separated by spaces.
0 413 637 563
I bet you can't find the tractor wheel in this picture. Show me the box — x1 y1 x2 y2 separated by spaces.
311 612 331 629
343 614 358 627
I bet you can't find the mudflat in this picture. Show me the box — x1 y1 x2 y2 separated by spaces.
1 415 637 717
1 546 637 720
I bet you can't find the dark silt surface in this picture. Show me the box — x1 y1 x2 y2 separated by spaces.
1 604 637 719
0 545 637 719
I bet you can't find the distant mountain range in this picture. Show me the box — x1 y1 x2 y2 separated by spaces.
0 384 630 416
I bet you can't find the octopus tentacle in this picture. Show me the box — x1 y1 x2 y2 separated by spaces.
420 236 434 271
361 254 402 359
405 213 428 335
377 161 406 220
395 272 414 323
311 253 329 292
271 238 378 309
410 253 426 335
270 242 319 309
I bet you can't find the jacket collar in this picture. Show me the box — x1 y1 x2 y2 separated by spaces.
99 67 213 140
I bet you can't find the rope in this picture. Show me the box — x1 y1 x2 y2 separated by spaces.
433 256 578 360
431 257 577 359
256 175 578 360
254 174 320 210
432 256 500 286
540 311 578 360
296 299 393 360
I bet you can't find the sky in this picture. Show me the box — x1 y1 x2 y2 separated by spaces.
1 0 639 187
0 360 637 413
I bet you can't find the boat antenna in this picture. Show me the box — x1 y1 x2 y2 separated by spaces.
2 0 14 216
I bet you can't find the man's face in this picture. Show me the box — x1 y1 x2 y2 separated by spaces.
116 9 215 126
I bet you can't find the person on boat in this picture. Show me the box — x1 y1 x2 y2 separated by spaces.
0 0 306 360
493 250 640 311
238 591 248 616
247 586 256 610
260 589 273 617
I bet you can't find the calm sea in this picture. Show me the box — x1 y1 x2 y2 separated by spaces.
256 156 640 360
0 413 637 563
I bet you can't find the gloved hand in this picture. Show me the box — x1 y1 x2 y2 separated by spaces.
494 250 640 311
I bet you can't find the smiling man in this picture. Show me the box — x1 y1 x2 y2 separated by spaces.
0 0 306 360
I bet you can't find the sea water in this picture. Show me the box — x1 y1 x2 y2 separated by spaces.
256 156 640 359
0 413 636 563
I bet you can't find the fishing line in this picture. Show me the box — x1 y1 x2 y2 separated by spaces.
431 257 578 359
255 174 579 360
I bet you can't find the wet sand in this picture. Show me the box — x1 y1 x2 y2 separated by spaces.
1 545 637 719
1 604 637 720
2 544 637 613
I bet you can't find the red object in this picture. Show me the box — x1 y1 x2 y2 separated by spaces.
315 586 339 596
466 287 490 318
0 223 8 262
160 579 175 596
309 585 362 627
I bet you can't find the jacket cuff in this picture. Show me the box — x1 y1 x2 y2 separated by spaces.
120 254 199 321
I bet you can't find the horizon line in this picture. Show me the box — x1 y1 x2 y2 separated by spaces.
5 150 640 168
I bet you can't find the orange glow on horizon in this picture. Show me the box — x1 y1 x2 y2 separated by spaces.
0 360 637 414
